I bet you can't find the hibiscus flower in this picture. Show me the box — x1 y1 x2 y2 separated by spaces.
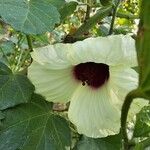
28 35 146 138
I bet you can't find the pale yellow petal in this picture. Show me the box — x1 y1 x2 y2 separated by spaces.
28 62 78 102
68 85 120 138
67 35 137 67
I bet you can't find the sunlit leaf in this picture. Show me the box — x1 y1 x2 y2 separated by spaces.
133 106 150 137
134 137 150 150
0 0 60 34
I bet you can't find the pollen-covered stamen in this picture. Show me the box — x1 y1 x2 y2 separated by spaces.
73 62 109 88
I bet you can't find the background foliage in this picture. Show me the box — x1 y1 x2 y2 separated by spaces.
0 0 149 149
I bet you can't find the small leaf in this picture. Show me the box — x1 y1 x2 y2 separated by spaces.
100 0 112 6
59 2 78 22
99 24 109 36
133 106 150 137
0 94 71 150
134 137 150 150
74 134 121 150
0 0 60 34
0 62 34 110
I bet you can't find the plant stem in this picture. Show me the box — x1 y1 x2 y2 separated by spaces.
15 49 24 71
108 0 121 35
73 6 112 37
11 33 24 71
84 5 90 23
121 89 139 149
116 12 139 19
15 48 31 72
15 35 33 72
26 35 33 52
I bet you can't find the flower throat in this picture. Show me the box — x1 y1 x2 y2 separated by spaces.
73 62 109 88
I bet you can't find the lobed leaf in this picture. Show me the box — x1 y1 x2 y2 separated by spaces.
0 62 34 110
0 94 71 150
0 0 60 34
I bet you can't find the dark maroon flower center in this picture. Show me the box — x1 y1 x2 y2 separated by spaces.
73 62 109 88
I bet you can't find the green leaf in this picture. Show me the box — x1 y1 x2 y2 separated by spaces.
0 94 71 150
49 0 65 9
73 6 112 37
99 25 109 36
0 41 15 55
0 62 12 75
0 0 60 35
0 62 34 110
59 2 78 22
0 111 4 120
136 0 150 99
0 41 15 65
74 134 121 150
100 0 112 6
133 106 150 137
134 137 150 150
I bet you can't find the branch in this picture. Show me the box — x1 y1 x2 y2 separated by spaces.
26 35 33 52
116 12 139 19
108 0 121 35
73 5 112 37
84 5 91 23
121 89 140 149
